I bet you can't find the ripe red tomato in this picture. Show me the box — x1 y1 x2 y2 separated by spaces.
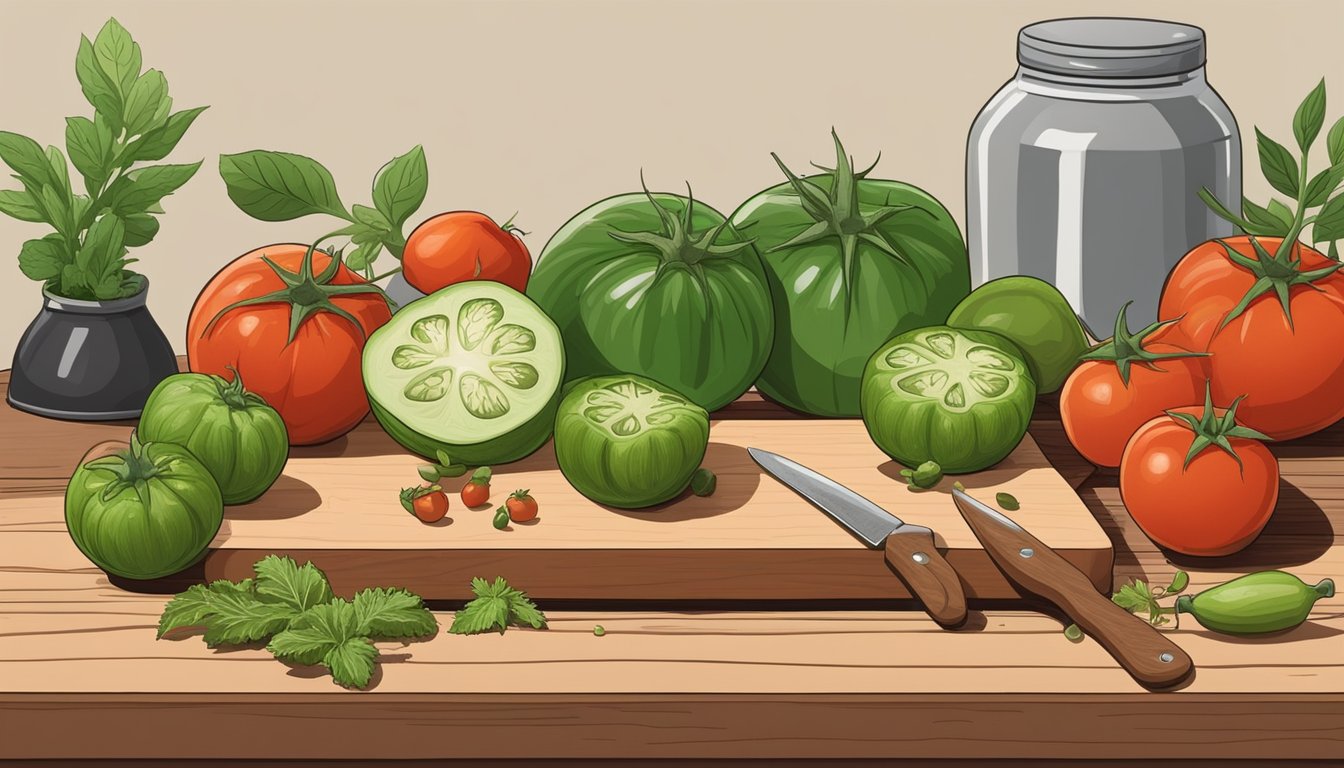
187 243 393 445
1158 236 1344 440
402 212 532 294
401 485 449 524
1119 400 1278 557
505 490 538 523
1060 305 1209 468
460 481 490 508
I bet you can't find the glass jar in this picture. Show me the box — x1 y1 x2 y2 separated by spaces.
967 17 1241 335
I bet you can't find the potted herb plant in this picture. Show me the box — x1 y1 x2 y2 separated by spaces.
1 18 206 420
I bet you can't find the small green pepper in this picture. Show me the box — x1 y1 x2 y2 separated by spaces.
1175 571 1335 635
492 506 510 530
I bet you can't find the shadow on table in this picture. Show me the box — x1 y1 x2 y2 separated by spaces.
1163 480 1334 573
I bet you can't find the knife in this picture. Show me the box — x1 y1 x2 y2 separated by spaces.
951 488 1194 690
748 447 968 629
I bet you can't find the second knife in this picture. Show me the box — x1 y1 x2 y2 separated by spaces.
749 447 968 629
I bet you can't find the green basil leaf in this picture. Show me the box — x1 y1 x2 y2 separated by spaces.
1267 199 1297 231
1242 198 1290 236
39 184 74 236
351 203 392 231
1256 128 1301 199
1303 164 1344 208
65 116 115 191
122 69 169 137
1198 187 1250 229
0 131 55 187
343 240 380 272
92 17 141 93
0 188 46 223
121 212 159 247
60 263 92 299
371 145 427 229
46 146 72 198
17 236 66 280
76 213 126 281
127 106 206 163
75 35 123 133
1329 116 1344 167
219 150 347 221
1313 195 1344 242
105 161 201 215
323 637 377 689
1293 78 1327 152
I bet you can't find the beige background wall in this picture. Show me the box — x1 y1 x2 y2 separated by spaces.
1 0 1340 362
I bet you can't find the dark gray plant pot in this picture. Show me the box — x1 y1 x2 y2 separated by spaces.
7 278 178 421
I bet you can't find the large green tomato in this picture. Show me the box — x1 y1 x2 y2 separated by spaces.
138 371 289 504
731 132 969 416
65 436 224 580
555 374 709 509
527 189 773 412
861 326 1035 473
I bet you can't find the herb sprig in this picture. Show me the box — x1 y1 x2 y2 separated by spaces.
0 18 206 300
449 577 548 635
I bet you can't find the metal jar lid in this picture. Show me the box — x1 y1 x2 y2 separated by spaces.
1018 17 1205 78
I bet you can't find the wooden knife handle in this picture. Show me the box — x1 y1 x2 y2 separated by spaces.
957 504 1193 689
883 526 968 629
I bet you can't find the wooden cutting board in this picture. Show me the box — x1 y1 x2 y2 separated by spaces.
203 417 1113 601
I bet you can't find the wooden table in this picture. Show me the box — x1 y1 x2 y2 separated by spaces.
1 363 1340 765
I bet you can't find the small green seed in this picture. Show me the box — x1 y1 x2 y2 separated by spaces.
593 625 606 636
1063 623 1084 643
995 492 1020 511
690 468 717 497
908 460 943 490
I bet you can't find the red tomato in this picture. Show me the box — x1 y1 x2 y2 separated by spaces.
401 485 449 524
187 244 392 445
1158 236 1344 440
460 481 490 508
1119 402 1278 557
402 212 532 294
505 490 538 523
1060 306 1209 468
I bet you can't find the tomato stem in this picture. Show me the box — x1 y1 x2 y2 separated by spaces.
1077 302 1208 386
1164 382 1272 470
607 172 755 269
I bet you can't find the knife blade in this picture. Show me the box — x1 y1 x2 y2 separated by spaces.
951 488 1194 690
748 447 968 629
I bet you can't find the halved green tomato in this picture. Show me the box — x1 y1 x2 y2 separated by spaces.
363 282 565 465
860 326 1035 473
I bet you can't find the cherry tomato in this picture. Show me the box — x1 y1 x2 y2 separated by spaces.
461 481 490 508
402 212 532 294
1158 236 1344 440
400 485 448 524
505 490 538 523
1060 303 1209 468
1119 395 1278 557
187 242 393 445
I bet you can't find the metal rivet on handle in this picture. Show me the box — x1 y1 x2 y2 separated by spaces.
1159 652 1174 663
1018 548 1034 558
912 552 930 565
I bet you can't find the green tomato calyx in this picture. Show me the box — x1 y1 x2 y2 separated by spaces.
767 129 932 289
1078 302 1208 387
213 365 264 410
1164 382 1272 471
607 175 753 267
202 235 396 345
84 432 171 504
1212 237 1340 332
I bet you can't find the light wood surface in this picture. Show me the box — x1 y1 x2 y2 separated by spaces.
1 365 1342 762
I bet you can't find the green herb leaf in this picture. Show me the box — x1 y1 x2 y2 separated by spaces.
1303 164 1344 208
156 578 255 638
40 185 75 237
266 626 338 666
0 131 55 188
127 106 207 163
507 591 548 629
1165 570 1190 595
372 145 428 230
1111 579 1154 614
122 69 169 137
75 35 123 132
1293 78 1328 152
75 213 127 296
92 18 142 94
351 203 393 232
219 150 348 221
343 240 380 272
253 555 335 613
46 146 72 198
201 590 297 647
1328 115 1344 166
1243 198 1291 236
0 189 47 223
470 466 493 484
104 161 201 215
1198 188 1251 229
324 637 378 689
1314 195 1344 242
995 492 1020 511
287 599 359 642
1267 199 1297 231
1256 128 1301 199
65 116 115 191
449 589 511 635
17 236 66 280
352 587 438 638
121 212 159 247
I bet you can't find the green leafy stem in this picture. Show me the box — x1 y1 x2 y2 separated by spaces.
0 18 207 301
